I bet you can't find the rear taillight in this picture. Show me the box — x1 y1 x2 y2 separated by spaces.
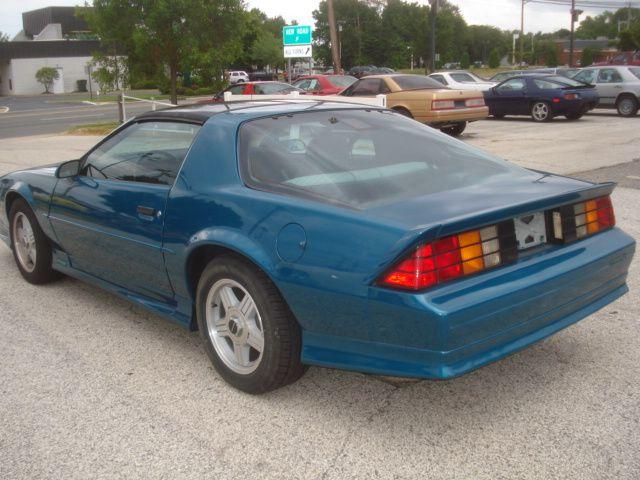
550 195 615 243
563 93 579 100
432 100 455 110
465 98 485 107
379 222 517 291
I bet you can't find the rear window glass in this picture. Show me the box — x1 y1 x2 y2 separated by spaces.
543 75 585 87
629 67 640 80
238 110 519 209
393 75 444 90
328 75 357 87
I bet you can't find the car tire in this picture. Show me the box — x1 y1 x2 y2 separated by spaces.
196 255 307 394
392 107 413 119
565 113 583 120
9 198 60 284
441 121 467 137
616 95 639 117
531 101 552 122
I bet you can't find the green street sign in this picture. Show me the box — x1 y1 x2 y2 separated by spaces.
282 25 312 46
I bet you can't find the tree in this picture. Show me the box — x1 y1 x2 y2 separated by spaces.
618 30 639 51
84 0 245 105
35 67 60 93
250 29 283 69
581 46 596 67
460 51 470 69
544 42 559 67
0 31 9 42
488 48 500 68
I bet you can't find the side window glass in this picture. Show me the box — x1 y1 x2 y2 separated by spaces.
497 78 525 92
351 79 381 96
597 68 623 83
308 79 320 91
229 85 245 94
295 80 311 91
82 122 201 185
431 75 447 85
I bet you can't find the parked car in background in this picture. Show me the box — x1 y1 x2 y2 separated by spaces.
207 82 303 102
526 67 581 78
248 71 278 81
443 62 461 70
226 70 250 84
428 71 496 91
572 66 640 116
593 50 640 67
348 65 377 78
341 74 488 136
1 101 633 393
361 67 395 77
292 75 357 95
483 75 599 122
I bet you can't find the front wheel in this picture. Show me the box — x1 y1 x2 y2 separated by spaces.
616 96 639 117
531 101 552 122
9 199 60 284
196 255 306 393
440 121 467 137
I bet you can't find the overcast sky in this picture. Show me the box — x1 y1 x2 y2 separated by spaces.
1 0 610 39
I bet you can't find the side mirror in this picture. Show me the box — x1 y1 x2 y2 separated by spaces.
56 159 81 179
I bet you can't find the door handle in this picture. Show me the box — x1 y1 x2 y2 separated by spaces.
137 205 157 219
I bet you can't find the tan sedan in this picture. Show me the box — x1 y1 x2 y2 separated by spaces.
340 74 489 136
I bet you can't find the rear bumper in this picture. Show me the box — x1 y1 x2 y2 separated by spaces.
302 228 635 379
416 107 489 126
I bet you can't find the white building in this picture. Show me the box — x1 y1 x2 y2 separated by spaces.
0 6 106 96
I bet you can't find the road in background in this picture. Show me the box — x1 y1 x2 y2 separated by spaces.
0 93 208 139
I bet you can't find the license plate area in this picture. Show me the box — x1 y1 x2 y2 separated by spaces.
514 212 547 250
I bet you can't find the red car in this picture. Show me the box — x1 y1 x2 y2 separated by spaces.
292 75 358 95
205 81 303 102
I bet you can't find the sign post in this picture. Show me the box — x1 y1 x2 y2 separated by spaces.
283 25 313 82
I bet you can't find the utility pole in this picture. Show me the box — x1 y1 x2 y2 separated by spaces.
569 0 575 67
327 0 341 73
429 0 438 73
569 2 583 67
520 0 525 66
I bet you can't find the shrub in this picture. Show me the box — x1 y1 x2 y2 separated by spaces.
460 52 471 69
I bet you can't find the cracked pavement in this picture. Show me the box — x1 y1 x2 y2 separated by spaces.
1 112 639 479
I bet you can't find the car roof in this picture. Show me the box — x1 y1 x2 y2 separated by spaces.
135 100 385 125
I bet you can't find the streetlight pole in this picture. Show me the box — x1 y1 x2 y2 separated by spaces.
429 0 438 73
569 0 575 67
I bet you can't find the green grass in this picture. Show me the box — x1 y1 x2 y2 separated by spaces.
65 122 120 136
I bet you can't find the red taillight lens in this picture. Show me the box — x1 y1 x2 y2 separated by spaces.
379 223 517 291
550 195 615 242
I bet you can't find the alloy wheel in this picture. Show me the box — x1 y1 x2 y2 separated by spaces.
205 279 264 375
12 212 37 273
532 102 549 121
618 98 636 116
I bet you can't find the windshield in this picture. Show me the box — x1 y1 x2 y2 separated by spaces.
254 83 297 94
238 110 519 209
393 75 445 90
328 75 357 87
629 67 640 80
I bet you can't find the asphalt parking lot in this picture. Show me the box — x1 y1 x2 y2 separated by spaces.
0 112 639 479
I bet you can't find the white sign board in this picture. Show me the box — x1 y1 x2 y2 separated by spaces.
284 44 312 58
